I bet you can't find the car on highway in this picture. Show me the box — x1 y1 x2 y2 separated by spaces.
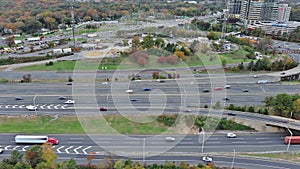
144 88 151 91
202 89 210 93
183 109 192 112
65 100 75 104
165 136 175 142
227 112 236 116
227 133 237 138
66 82 72 85
58 96 66 100
102 82 108 85
202 156 213 162
224 85 231 89
99 107 108 111
214 87 223 90
280 72 286 75
0 148 3 154
126 90 133 94
26 105 38 111
130 99 138 102
253 75 260 78
223 97 230 101
242 89 249 92
15 97 23 100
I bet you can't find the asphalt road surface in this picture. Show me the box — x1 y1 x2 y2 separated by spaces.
1 133 300 169
0 82 300 115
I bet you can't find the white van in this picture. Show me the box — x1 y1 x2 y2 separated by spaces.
125 90 133 94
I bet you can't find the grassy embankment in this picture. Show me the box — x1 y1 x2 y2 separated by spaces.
242 153 300 162
15 49 251 71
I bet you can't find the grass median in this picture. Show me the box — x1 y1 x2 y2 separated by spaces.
0 114 255 134
242 153 300 162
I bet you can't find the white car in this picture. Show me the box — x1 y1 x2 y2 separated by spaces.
202 156 213 162
125 90 133 94
102 82 108 85
165 136 175 142
65 100 75 104
0 148 2 154
227 133 237 138
26 105 37 111
224 85 231 89
253 74 260 78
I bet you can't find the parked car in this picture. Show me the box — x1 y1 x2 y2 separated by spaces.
227 133 237 138
202 156 213 162
65 100 75 104
15 97 23 100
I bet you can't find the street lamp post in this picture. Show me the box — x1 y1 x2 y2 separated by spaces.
143 138 146 165
231 149 236 169
287 127 293 152
33 93 38 116
287 112 293 152
201 127 205 153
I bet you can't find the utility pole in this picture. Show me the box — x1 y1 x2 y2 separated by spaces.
221 0 230 39
71 0 76 48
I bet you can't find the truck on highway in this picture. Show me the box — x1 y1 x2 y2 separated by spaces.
284 136 300 144
15 135 59 145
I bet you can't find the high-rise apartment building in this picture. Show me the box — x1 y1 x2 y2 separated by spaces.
277 4 291 22
228 0 243 18
228 0 291 24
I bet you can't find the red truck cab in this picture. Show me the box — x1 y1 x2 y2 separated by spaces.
48 137 59 145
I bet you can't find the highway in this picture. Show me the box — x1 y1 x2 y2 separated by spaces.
1 133 300 168
0 82 300 113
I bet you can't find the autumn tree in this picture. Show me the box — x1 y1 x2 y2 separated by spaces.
167 55 178 65
174 50 185 60
131 35 140 50
137 56 147 66
5 36 15 47
25 145 44 168
41 143 57 168
157 56 167 63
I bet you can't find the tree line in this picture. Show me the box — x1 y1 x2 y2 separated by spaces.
0 144 235 169
0 0 224 35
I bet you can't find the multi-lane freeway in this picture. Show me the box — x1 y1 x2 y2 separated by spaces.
1 133 300 168
1 78 300 168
